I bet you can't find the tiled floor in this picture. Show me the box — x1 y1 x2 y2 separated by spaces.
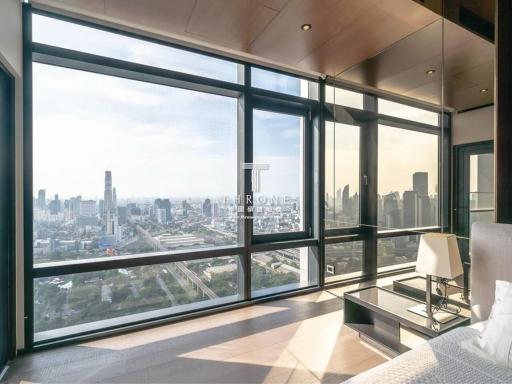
5 276 418 383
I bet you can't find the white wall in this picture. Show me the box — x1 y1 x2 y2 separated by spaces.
0 0 24 351
452 105 494 146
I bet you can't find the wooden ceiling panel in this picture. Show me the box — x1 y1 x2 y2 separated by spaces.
252 0 290 11
104 0 196 35
298 0 438 75
249 0 381 66
186 0 278 51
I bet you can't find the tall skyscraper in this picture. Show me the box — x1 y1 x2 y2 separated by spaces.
403 190 418 228
37 189 46 210
413 172 428 197
49 194 61 215
383 192 400 229
113 187 117 210
103 171 119 240
203 198 212 218
342 184 351 216
154 198 171 222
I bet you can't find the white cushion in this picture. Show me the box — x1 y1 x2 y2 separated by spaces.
463 280 512 367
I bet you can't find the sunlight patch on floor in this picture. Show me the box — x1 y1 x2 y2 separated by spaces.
81 304 288 350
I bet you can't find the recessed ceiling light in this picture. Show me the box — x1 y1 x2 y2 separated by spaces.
301 24 312 31
425 69 436 75
480 88 489 93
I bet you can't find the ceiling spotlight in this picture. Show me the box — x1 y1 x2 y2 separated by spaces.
480 88 489 93
301 24 312 31
425 69 436 75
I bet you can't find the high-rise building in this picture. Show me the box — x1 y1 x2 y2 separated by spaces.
113 187 117 210
418 195 432 227
154 198 171 222
342 184 352 216
203 198 212 217
413 172 428 197
79 200 96 217
37 189 46 210
403 190 418 228
49 194 61 215
336 188 342 211
383 192 400 229
102 171 119 240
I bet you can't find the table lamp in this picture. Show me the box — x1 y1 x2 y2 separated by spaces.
408 233 463 322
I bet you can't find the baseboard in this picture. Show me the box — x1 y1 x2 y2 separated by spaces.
0 364 9 381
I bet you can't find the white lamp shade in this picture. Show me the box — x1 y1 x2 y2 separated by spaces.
415 233 463 279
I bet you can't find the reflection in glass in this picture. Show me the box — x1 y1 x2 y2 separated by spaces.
379 98 439 126
377 235 419 270
469 153 494 232
325 242 363 281
253 110 304 234
251 247 314 296
32 14 241 83
33 64 238 263
251 67 317 99
34 256 241 336
378 125 439 230
325 121 360 228
325 86 364 109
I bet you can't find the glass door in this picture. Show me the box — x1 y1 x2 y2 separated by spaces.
454 141 494 276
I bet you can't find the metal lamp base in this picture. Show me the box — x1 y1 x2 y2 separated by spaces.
407 304 457 324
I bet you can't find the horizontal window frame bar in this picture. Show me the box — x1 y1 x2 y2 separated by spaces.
377 262 416 276
324 104 374 125
251 238 317 253
324 226 363 237
376 226 441 239
324 233 367 244
378 116 440 134
32 42 245 98
251 91 318 112
33 245 244 278
469 208 494 213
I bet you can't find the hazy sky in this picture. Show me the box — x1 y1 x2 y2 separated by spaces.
33 15 303 200
325 122 439 198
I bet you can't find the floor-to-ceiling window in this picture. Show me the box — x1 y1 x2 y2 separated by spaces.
27 9 319 346
25 6 449 347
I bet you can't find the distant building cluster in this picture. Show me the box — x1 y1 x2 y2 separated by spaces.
325 171 437 276
378 172 438 230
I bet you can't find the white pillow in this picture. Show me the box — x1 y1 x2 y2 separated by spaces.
464 280 512 367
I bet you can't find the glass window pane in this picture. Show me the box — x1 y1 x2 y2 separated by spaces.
33 64 238 263
251 67 318 99
378 125 439 230
253 110 304 235
325 86 364 109
34 256 241 338
32 14 241 83
378 98 439 126
251 247 316 297
325 241 363 282
469 153 494 233
325 122 360 228
377 235 419 271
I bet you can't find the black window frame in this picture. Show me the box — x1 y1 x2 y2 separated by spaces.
23 4 322 349
21 4 451 350
322 84 451 284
